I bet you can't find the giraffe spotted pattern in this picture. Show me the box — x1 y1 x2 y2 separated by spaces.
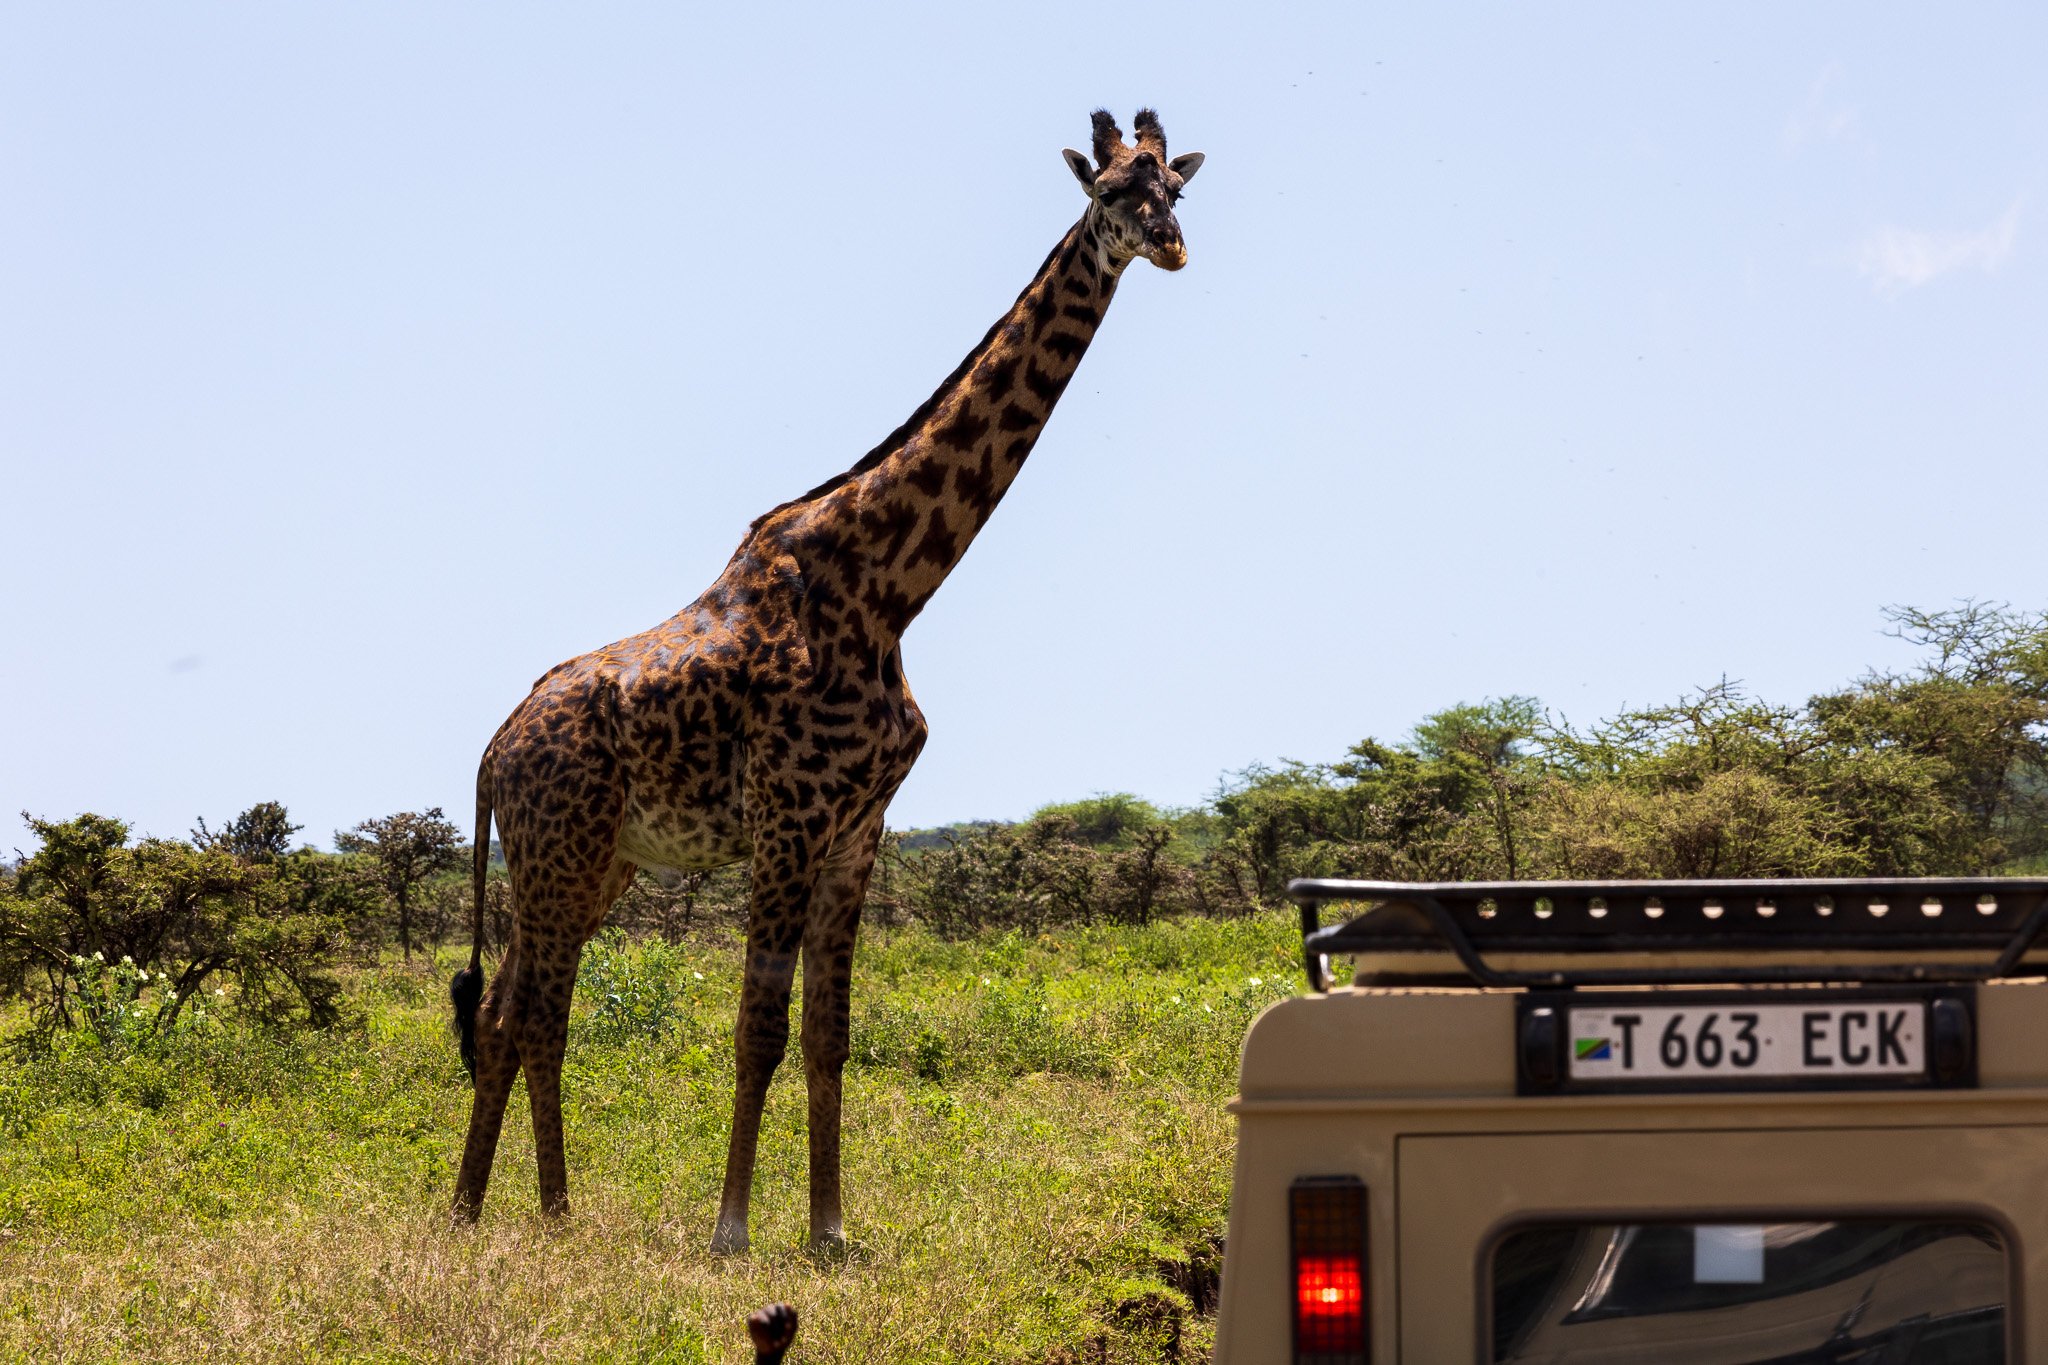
448 109 1205 1254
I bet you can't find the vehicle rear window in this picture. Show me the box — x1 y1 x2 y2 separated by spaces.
1491 1218 2006 1362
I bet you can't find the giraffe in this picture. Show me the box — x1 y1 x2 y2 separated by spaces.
448 108 1205 1254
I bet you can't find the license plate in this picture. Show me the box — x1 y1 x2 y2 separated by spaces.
1567 1001 1926 1082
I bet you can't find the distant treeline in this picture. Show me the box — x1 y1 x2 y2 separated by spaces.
4 603 2044 1041
629 602 2048 936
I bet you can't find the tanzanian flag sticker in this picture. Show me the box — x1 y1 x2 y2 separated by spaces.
1575 1036 1612 1062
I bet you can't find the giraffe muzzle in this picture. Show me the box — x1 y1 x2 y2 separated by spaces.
1146 231 1188 272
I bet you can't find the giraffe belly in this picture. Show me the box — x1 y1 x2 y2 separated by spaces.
615 800 752 877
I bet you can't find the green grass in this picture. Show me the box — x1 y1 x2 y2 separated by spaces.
0 914 1305 1364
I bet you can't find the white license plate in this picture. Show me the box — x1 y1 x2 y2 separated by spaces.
1567 1001 1927 1082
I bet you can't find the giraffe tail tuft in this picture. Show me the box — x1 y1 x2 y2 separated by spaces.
450 965 483 1080
451 756 493 1083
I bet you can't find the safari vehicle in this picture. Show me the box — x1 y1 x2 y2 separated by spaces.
1210 877 2048 1362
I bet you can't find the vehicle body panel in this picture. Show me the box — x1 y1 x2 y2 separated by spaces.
1213 981 2048 1361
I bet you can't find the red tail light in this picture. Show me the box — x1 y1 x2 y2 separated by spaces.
1291 1176 1368 1363
1297 1254 1363 1316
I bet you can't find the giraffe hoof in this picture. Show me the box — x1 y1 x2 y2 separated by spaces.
710 1220 751 1257
807 1229 849 1261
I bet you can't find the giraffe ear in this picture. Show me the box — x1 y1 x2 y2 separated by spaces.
1062 148 1097 190
1169 152 1205 184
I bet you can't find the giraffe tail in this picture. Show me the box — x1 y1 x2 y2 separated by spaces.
449 757 492 1082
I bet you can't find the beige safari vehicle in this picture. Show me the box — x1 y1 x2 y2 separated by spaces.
1211 877 2048 1363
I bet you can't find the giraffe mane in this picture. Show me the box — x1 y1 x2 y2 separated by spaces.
744 225 1087 539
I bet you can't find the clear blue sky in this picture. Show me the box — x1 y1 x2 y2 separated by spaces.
5 4 2043 850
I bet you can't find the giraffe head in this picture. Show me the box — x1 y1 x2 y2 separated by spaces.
1062 108 1205 272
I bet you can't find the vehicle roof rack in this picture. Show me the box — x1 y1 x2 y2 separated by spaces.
1288 877 2048 992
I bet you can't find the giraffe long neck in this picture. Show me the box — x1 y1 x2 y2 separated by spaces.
766 210 1125 641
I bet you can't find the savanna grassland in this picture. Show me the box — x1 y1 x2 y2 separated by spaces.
0 918 1300 1365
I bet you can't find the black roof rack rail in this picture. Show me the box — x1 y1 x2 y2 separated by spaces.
1287 877 2048 992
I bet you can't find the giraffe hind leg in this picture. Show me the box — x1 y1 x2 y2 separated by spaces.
518 956 578 1217
451 945 522 1222
517 855 637 1218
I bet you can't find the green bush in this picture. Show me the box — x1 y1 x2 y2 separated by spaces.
576 930 693 1045
1 811 346 1047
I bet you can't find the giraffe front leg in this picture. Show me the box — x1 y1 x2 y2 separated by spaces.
800 826 882 1256
712 862 812 1255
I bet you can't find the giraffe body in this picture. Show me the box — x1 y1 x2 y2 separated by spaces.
449 110 1203 1252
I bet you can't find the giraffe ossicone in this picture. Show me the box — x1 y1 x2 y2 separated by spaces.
447 109 1205 1252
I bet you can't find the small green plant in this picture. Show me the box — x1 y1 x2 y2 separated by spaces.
62 951 162 1048
576 930 687 1044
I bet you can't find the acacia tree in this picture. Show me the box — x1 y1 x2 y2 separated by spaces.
1812 602 2048 869
335 808 466 962
1529 683 1861 879
0 810 344 1040
194 800 302 862
1409 697 1543 879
